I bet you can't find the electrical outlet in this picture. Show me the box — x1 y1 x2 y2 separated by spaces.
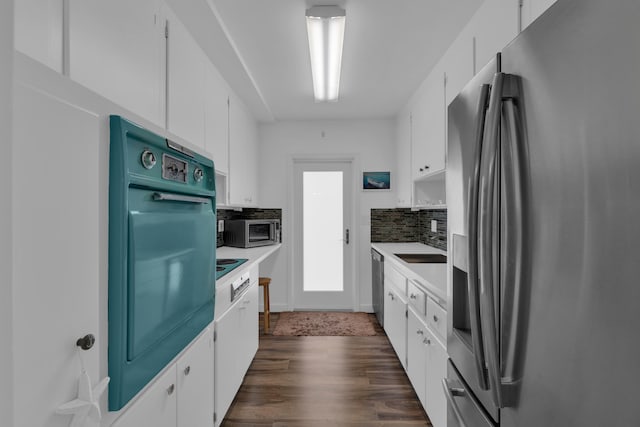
218 219 224 232
431 220 437 233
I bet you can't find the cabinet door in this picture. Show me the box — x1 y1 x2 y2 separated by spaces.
228 93 258 206
177 328 214 427
112 366 177 427
395 109 412 207
411 67 446 182
238 282 259 372
14 0 63 72
214 299 243 424
407 308 428 408
472 0 519 73
425 329 447 427
13 83 101 427
165 4 206 149
69 0 165 127
383 282 407 369
410 89 428 181
205 61 229 174
443 34 473 107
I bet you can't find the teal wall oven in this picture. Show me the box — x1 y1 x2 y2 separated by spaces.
108 116 216 410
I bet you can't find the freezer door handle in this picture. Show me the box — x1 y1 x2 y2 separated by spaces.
467 83 491 391
478 71 505 409
442 378 468 427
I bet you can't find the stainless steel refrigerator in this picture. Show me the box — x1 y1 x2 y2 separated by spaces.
445 0 640 426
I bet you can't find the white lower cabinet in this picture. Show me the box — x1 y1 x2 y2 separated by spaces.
424 327 447 427
112 327 214 427
176 328 215 427
214 279 259 426
407 307 428 407
383 281 408 369
384 260 447 427
406 303 448 427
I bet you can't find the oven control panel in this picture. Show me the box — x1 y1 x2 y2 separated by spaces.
162 154 188 183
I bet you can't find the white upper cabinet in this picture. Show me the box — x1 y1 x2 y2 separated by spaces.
205 61 230 175
14 0 64 73
164 4 206 150
395 107 412 207
228 93 258 207
410 63 446 183
470 0 519 73
443 30 473 107
69 0 166 127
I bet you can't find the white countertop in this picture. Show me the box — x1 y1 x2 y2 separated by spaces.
215 244 281 287
371 242 447 305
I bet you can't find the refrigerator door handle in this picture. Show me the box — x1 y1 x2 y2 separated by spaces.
478 71 505 409
467 83 491 391
500 77 527 402
442 378 468 427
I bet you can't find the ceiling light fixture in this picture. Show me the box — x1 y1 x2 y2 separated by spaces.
305 5 346 102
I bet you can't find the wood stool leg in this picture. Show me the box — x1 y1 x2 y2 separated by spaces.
263 283 270 333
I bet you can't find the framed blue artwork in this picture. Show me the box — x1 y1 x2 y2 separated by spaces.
362 171 391 190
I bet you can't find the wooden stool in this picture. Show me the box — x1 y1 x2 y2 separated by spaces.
258 277 271 333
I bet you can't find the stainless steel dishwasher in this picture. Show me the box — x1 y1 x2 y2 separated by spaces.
371 248 384 327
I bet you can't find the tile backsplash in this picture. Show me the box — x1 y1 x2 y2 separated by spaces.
217 208 282 247
371 208 447 251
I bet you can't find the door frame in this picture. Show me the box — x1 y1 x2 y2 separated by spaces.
287 154 359 311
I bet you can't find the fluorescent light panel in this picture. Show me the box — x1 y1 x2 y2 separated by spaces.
306 6 345 102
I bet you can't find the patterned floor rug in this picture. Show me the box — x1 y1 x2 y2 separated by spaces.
271 311 381 336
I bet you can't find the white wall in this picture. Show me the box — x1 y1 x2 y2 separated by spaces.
1 1 14 425
258 120 397 312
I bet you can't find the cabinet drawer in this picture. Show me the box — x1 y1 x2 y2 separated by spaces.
384 262 407 296
407 280 426 316
426 297 446 341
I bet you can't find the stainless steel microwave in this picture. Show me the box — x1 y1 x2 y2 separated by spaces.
224 219 280 248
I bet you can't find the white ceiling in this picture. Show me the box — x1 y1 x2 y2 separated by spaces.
168 0 483 122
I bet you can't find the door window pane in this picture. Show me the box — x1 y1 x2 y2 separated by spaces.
303 171 343 291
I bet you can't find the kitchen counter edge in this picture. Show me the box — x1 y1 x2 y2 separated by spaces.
215 244 281 288
371 242 447 306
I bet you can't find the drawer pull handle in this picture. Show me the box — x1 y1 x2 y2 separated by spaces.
433 315 439 322
423 338 431 345
410 293 417 299
167 384 175 395
416 330 424 335
184 366 191 376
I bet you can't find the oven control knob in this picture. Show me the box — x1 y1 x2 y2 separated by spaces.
193 168 204 182
141 150 157 170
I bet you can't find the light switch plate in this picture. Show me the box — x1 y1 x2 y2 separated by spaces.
431 220 437 233
218 219 224 232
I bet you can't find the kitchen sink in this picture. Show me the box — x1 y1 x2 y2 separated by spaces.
394 253 447 263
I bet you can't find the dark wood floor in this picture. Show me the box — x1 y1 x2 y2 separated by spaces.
221 313 433 427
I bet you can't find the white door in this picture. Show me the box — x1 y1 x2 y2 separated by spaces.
293 160 354 310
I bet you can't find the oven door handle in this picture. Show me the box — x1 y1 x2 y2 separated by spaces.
152 192 210 204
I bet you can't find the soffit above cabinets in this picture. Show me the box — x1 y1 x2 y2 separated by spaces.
167 0 483 122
